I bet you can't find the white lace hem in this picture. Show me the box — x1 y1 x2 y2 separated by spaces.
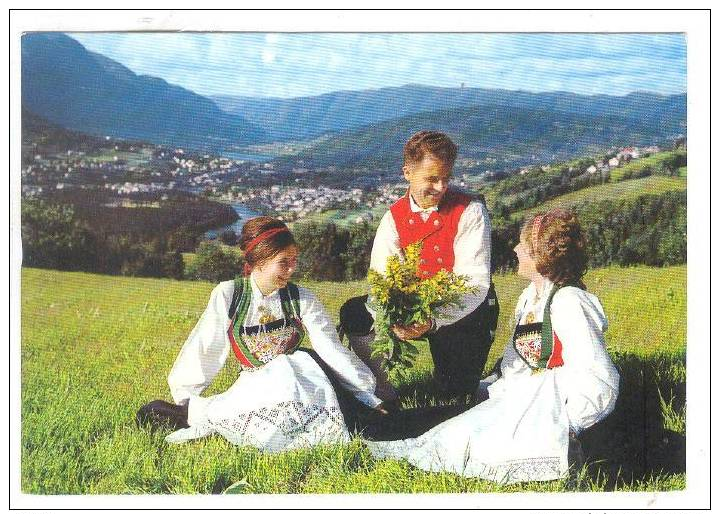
366 439 567 484
167 400 350 452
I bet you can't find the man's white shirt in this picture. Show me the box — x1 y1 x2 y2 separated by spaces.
369 194 492 328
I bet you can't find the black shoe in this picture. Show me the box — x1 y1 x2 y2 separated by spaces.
137 400 189 430
567 432 585 472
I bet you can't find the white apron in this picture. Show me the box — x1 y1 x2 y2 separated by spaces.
367 370 569 484
166 352 350 452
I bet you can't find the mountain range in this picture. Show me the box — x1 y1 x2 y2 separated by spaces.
272 100 686 170
21 33 265 151
212 85 686 143
21 33 686 170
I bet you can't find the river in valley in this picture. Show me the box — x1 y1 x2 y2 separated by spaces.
205 203 260 238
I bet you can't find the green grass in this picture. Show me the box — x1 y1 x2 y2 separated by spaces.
88 149 151 166
288 204 389 230
21 265 686 494
512 175 687 220
609 151 685 182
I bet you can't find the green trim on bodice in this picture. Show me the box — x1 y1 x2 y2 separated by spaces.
227 277 305 370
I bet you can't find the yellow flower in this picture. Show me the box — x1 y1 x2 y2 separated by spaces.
367 240 479 371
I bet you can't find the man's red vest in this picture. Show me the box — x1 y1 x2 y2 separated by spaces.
390 189 471 278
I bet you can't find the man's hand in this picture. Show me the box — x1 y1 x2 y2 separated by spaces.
392 319 433 341
373 399 400 415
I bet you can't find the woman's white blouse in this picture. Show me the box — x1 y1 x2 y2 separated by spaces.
168 275 383 408
490 279 620 434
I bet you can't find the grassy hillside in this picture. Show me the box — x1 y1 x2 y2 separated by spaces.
512 175 687 220
20 266 686 494
480 149 686 219
609 150 686 182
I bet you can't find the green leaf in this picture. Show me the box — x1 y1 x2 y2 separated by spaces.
407 342 420 354
223 478 251 494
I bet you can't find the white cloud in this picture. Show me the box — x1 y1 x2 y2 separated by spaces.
262 48 276 64
64 32 686 98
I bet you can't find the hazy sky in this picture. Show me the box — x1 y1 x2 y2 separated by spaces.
68 32 686 99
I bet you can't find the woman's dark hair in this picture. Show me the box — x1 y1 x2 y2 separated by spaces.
239 216 296 269
403 130 458 168
522 209 588 288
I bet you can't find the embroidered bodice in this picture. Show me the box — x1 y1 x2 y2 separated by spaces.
227 276 305 371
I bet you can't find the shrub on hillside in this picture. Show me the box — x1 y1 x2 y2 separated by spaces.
161 250 185 280
186 241 244 282
659 150 687 176
341 222 376 281
619 164 652 180
657 219 687 266
293 222 349 281
168 226 201 253
21 199 101 271
105 237 185 279
118 243 165 277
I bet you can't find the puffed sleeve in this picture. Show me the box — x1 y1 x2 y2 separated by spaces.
299 287 383 408
434 200 492 328
167 281 233 405
369 210 402 275
551 288 620 434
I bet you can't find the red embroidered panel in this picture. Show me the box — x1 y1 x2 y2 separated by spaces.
390 190 470 278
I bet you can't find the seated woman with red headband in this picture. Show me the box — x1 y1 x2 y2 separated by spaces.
137 216 386 452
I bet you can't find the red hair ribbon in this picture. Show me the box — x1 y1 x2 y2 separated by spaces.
244 227 289 256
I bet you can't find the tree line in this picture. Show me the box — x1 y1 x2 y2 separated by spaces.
490 189 687 271
21 199 186 278
22 189 686 282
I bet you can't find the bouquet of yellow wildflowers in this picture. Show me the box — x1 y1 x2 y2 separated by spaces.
367 242 477 372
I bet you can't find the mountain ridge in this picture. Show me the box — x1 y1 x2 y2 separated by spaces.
274 100 686 171
212 84 686 143
21 33 686 162
21 33 266 151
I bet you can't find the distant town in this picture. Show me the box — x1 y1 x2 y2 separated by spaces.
21 126 675 232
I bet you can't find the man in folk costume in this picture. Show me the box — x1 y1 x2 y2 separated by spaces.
341 131 498 403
